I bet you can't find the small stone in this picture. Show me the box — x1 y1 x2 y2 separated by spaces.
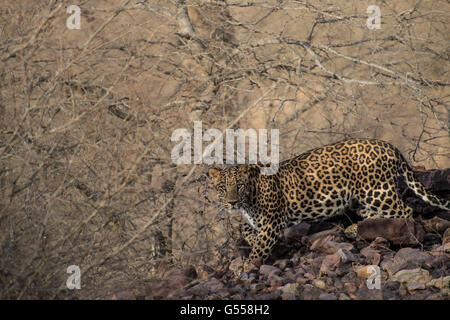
380 256 394 272
301 284 322 300
422 217 450 234
304 272 315 280
319 293 337 300
310 235 334 253
280 283 299 295
399 284 408 297
214 289 230 299
356 265 379 279
361 247 381 265
406 282 426 292
295 275 309 285
268 273 283 288
370 236 389 249
310 235 353 254
195 265 214 279
294 266 305 275
353 286 383 300
312 256 325 269
273 259 291 270
230 293 244 299
307 227 341 244
284 222 311 243
427 276 450 289
344 282 357 293
229 257 244 274
337 248 358 263
432 242 450 254
255 291 281 300
312 279 326 290
244 260 260 272
319 254 341 275
259 264 281 277
390 268 431 284
250 283 265 293
189 283 210 297
281 292 296 300
203 277 224 292
338 293 351 300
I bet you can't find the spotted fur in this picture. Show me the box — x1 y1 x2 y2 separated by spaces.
209 138 450 262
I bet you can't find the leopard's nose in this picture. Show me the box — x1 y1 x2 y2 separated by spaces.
228 200 238 206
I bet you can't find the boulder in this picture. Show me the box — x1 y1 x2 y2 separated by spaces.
391 247 433 274
357 218 424 245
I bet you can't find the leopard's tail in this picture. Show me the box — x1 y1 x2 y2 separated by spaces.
398 154 450 211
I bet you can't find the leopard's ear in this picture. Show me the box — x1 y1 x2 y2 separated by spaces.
208 168 222 184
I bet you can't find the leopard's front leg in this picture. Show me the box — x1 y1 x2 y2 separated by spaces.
249 217 286 262
242 223 257 247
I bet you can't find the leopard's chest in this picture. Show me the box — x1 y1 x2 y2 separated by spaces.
229 206 259 230
240 208 258 230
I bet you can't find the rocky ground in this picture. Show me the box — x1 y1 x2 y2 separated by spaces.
103 169 450 300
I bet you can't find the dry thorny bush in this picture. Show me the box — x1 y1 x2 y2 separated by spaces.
0 0 448 299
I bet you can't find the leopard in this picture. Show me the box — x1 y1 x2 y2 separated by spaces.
208 138 450 263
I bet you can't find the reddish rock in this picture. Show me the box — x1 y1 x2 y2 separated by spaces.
319 293 337 300
229 257 244 273
353 286 383 300
357 218 424 245
319 254 341 275
380 257 395 276
280 283 299 295
307 226 341 244
273 259 291 270
250 283 265 293
283 222 311 243
422 217 450 234
344 282 357 293
295 275 309 284
310 235 353 255
259 264 281 277
304 272 315 280
361 247 381 265
268 273 284 288
370 236 390 249
301 284 322 300
391 248 433 274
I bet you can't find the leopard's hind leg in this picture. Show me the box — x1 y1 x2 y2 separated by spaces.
345 181 413 238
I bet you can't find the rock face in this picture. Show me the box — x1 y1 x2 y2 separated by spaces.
105 168 449 300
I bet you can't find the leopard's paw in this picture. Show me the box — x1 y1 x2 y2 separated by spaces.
344 223 358 239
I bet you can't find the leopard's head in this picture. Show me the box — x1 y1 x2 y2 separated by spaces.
208 166 253 209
